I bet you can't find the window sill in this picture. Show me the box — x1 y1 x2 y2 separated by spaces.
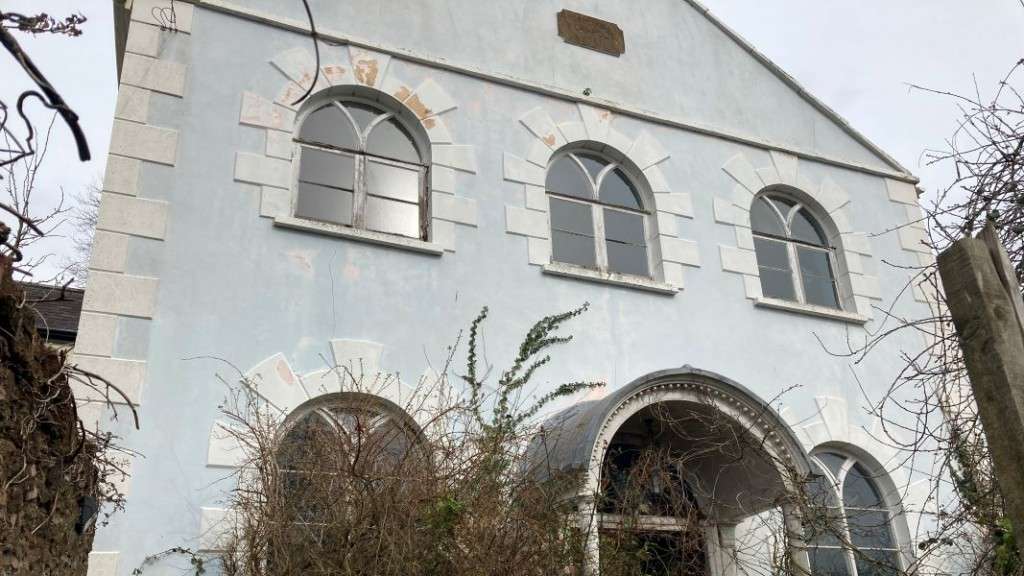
754 297 869 324
541 263 679 295
274 216 444 256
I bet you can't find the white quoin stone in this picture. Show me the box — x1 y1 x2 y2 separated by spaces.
82 272 159 319
89 231 130 273
722 154 764 194
503 153 546 186
86 551 120 576
577 103 614 140
520 107 567 150
75 313 118 357
330 339 384 375
234 152 292 189
108 120 179 165
239 91 295 131
348 47 391 88
207 421 247 468
72 356 147 405
719 245 758 276
271 47 317 87
407 78 457 119
97 194 170 240
628 132 670 170
245 353 306 413
114 84 151 123
125 21 161 57
505 205 549 239
120 53 187 97
102 155 141 196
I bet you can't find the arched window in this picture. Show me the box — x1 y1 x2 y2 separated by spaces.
274 394 421 565
751 193 839 309
806 451 902 576
546 151 650 277
294 98 427 240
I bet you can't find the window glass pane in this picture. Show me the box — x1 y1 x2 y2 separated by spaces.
843 463 884 508
798 247 833 277
295 182 353 225
298 105 358 150
599 168 642 209
846 509 895 549
804 276 840 309
853 549 900 576
806 508 845 547
751 197 785 236
807 462 840 508
298 148 354 190
799 248 839 308
575 153 607 181
606 241 649 276
604 209 646 245
552 230 597 268
546 156 590 199
342 101 384 133
550 198 594 236
808 547 851 576
759 268 796 301
769 195 796 212
816 453 847 478
754 237 790 270
366 160 420 203
366 117 420 164
792 208 828 246
365 195 420 238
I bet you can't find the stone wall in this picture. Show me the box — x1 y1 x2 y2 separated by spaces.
0 264 98 575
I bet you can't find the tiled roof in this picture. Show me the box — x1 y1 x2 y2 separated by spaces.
17 282 85 342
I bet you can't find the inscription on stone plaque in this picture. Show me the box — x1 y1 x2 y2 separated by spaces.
556 10 625 57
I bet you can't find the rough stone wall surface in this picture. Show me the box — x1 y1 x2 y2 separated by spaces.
0 264 98 575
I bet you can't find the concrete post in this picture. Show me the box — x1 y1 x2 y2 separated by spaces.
937 224 1024 547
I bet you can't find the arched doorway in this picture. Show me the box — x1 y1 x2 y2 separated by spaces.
535 367 814 576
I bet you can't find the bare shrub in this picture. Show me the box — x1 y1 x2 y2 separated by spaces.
210 305 886 576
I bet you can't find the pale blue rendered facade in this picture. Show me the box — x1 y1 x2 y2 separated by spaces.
78 1 938 574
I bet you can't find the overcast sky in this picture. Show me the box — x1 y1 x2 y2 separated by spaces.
2 1 1023 281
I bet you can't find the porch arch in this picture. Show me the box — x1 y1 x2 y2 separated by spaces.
533 366 814 576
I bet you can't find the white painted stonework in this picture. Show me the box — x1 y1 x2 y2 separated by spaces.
717 151 882 320
74 0 190 409
503 103 698 291
234 46 479 253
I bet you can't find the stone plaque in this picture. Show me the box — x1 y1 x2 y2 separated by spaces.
556 10 625 57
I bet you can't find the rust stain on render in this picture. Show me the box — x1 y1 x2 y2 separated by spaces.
404 93 433 120
354 58 380 86
392 86 413 102
322 65 347 84
543 134 556 147
276 358 296 385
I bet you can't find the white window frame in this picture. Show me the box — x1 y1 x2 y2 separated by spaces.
292 97 429 241
752 193 842 309
546 151 652 278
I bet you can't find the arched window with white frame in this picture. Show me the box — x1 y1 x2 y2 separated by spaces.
750 192 840 309
293 96 428 240
545 150 651 277
273 393 423 569
805 450 904 576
